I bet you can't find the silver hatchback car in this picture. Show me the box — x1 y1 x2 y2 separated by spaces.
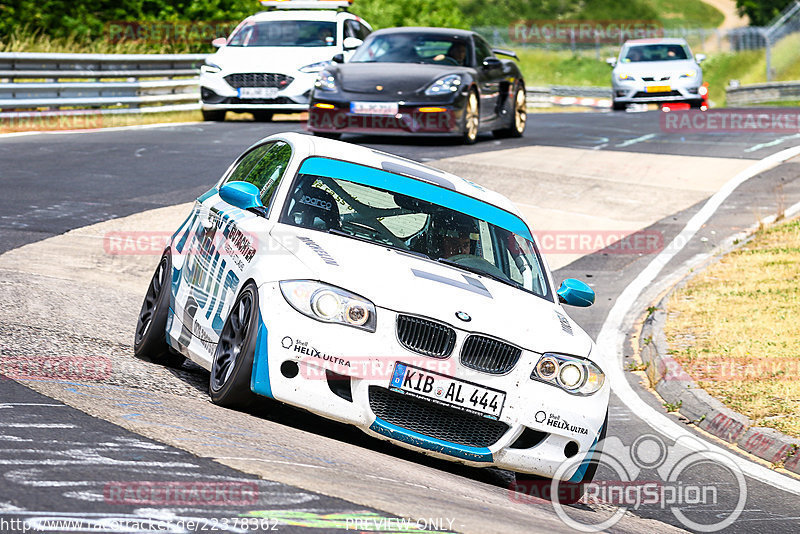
607 38 705 110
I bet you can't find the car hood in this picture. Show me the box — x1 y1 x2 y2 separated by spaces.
209 46 337 73
334 62 470 95
271 226 593 356
615 59 699 77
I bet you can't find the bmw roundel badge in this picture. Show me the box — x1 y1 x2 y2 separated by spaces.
455 311 471 322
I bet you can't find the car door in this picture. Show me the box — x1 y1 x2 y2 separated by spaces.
342 18 371 60
170 141 293 361
472 35 502 122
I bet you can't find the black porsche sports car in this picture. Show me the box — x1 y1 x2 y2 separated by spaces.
306 27 527 144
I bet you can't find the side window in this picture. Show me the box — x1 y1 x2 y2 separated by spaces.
345 20 371 41
474 36 493 64
225 141 293 212
355 21 371 40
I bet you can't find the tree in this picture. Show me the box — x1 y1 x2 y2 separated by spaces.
736 0 794 26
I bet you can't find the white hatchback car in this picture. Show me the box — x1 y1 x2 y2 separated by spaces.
200 0 372 121
134 132 609 502
608 38 705 110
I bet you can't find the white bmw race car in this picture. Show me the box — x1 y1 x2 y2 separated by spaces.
134 132 609 496
199 0 372 121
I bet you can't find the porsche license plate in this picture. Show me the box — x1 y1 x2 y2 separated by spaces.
389 363 505 419
350 102 398 115
238 87 279 99
646 85 671 93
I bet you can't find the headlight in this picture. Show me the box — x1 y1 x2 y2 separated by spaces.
425 74 462 96
280 280 376 332
531 353 604 395
617 73 633 81
315 70 337 91
300 61 331 74
680 71 697 78
200 63 222 74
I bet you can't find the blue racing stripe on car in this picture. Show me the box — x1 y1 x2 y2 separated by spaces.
299 157 533 240
250 312 272 398
369 417 494 463
568 423 603 483
197 188 218 203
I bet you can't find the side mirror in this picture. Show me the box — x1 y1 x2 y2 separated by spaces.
482 57 502 69
332 53 345 63
557 279 595 307
342 37 363 50
605 57 617 67
695 53 706 63
211 37 227 48
219 181 264 213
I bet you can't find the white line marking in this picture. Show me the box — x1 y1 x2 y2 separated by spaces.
0 121 203 139
0 423 78 428
597 143 800 496
616 133 657 148
744 133 800 153
0 403 65 408
210 456 326 469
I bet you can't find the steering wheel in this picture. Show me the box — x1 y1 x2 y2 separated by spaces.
435 56 459 66
446 254 511 280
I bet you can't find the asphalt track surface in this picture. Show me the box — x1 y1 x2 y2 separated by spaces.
1 112 800 533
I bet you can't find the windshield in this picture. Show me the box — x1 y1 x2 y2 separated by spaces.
622 44 690 62
280 158 550 300
228 21 337 47
350 33 470 66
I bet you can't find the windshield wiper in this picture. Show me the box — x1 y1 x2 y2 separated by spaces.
435 257 513 287
328 229 426 258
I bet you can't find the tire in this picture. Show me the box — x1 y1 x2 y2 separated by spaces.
494 84 527 138
688 99 704 109
461 90 479 144
134 252 184 367
252 111 274 122
209 282 260 409
612 100 627 111
312 131 342 140
202 110 226 122
513 410 608 506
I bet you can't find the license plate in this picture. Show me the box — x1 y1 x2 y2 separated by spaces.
350 102 398 116
646 85 671 93
238 87 279 99
389 363 505 419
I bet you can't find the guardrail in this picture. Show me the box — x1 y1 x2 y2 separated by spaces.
0 52 208 117
726 81 800 106
527 85 611 108
0 51 611 117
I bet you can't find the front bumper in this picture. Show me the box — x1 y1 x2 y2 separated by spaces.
252 282 609 480
612 76 703 104
307 93 466 135
200 70 317 112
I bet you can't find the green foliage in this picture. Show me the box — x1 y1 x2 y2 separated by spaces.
736 0 794 26
352 0 468 30
458 0 659 28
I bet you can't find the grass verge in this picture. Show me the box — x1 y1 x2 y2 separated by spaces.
665 217 800 438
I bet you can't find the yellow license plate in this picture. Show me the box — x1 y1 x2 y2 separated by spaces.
646 85 671 93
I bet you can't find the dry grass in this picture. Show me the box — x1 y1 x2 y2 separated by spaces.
665 217 800 438
0 110 203 134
